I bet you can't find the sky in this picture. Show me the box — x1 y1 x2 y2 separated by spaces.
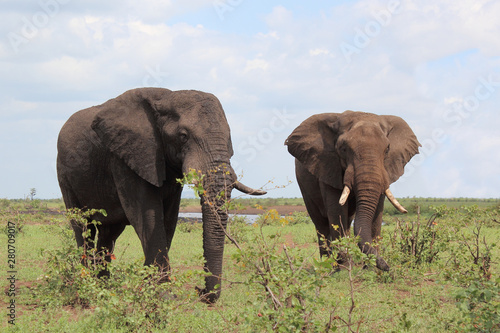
1 0 499 199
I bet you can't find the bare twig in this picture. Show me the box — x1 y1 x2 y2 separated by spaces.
283 245 295 273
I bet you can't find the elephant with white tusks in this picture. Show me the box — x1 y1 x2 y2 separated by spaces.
57 88 266 303
285 111 420 271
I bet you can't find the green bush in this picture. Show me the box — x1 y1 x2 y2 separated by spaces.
287 211 312 225
226 215 251 244
454 278 500 332
255 209 294 226
176 220 202 233
382 212 450 267
0 198 10 209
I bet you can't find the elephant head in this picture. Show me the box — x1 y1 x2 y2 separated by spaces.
285 111 420 269
65 88 265 302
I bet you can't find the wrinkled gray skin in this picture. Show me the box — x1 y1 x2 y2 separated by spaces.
57 88 265 303
285 111 420 271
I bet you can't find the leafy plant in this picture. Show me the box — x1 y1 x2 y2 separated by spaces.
287 211 312 225
177 220 202 233
176 168 206 197
383 208 448 266
255 208 294 226
226 215 251 244
0 198 11 209
454 277 500 332
444 215 497 286
2 210 26 235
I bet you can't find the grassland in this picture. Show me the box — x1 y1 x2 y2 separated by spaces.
0 198 498 332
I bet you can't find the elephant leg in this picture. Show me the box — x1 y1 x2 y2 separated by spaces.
296 162 331 256
307 200 331 257
111 160 170 278
60 187 87 247
163 182 183 252
69 217 97 249
301 185 330 256
371 196 389 271
372 195 385 241
97 223 126 260
320 184 350 238
320 182 350 266
93 223 126 278
70 218 87 248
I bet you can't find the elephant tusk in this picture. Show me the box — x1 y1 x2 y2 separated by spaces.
234 181 267 196
339 186 350 206
385 188 408 213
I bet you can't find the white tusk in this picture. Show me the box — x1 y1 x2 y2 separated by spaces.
339 186 350 206
385 188 408 213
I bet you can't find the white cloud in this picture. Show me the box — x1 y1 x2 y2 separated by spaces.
309 48 330 56
265 6 294 29
244 58 269 73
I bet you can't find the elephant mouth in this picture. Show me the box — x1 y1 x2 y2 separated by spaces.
338 185 407 213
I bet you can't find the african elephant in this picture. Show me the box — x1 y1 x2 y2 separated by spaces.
57 87 265 303
285 111 420 270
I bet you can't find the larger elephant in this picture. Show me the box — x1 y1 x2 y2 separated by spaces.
57 88 265 303
285 111 420 270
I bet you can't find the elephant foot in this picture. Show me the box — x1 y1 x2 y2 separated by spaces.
97 269 111 279
156 271 171 284
195 286 220 304
375 257 390 271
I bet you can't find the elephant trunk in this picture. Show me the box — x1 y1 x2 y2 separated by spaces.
352 163 390 271
198 165 233 303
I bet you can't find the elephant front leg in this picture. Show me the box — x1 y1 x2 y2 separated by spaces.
321 184 350 265
371 195 389 271
95 223 126 278
162 182 183 252
112 161 172 281
138 216 171 282
121 205 171 280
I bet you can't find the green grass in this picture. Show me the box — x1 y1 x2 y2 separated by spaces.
0 201 499 332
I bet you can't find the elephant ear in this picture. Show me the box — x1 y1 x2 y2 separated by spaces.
382 115 421 184
91 93 166 187
285 113 344 189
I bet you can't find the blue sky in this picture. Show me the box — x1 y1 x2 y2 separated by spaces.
1 0 499 199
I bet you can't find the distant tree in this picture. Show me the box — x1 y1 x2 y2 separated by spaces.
29 188 36 200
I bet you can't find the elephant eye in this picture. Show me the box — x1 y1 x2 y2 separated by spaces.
385 145 390 155
178 131 189 144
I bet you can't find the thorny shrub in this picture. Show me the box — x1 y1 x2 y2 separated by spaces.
454 277 500 332
382 208 450 267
